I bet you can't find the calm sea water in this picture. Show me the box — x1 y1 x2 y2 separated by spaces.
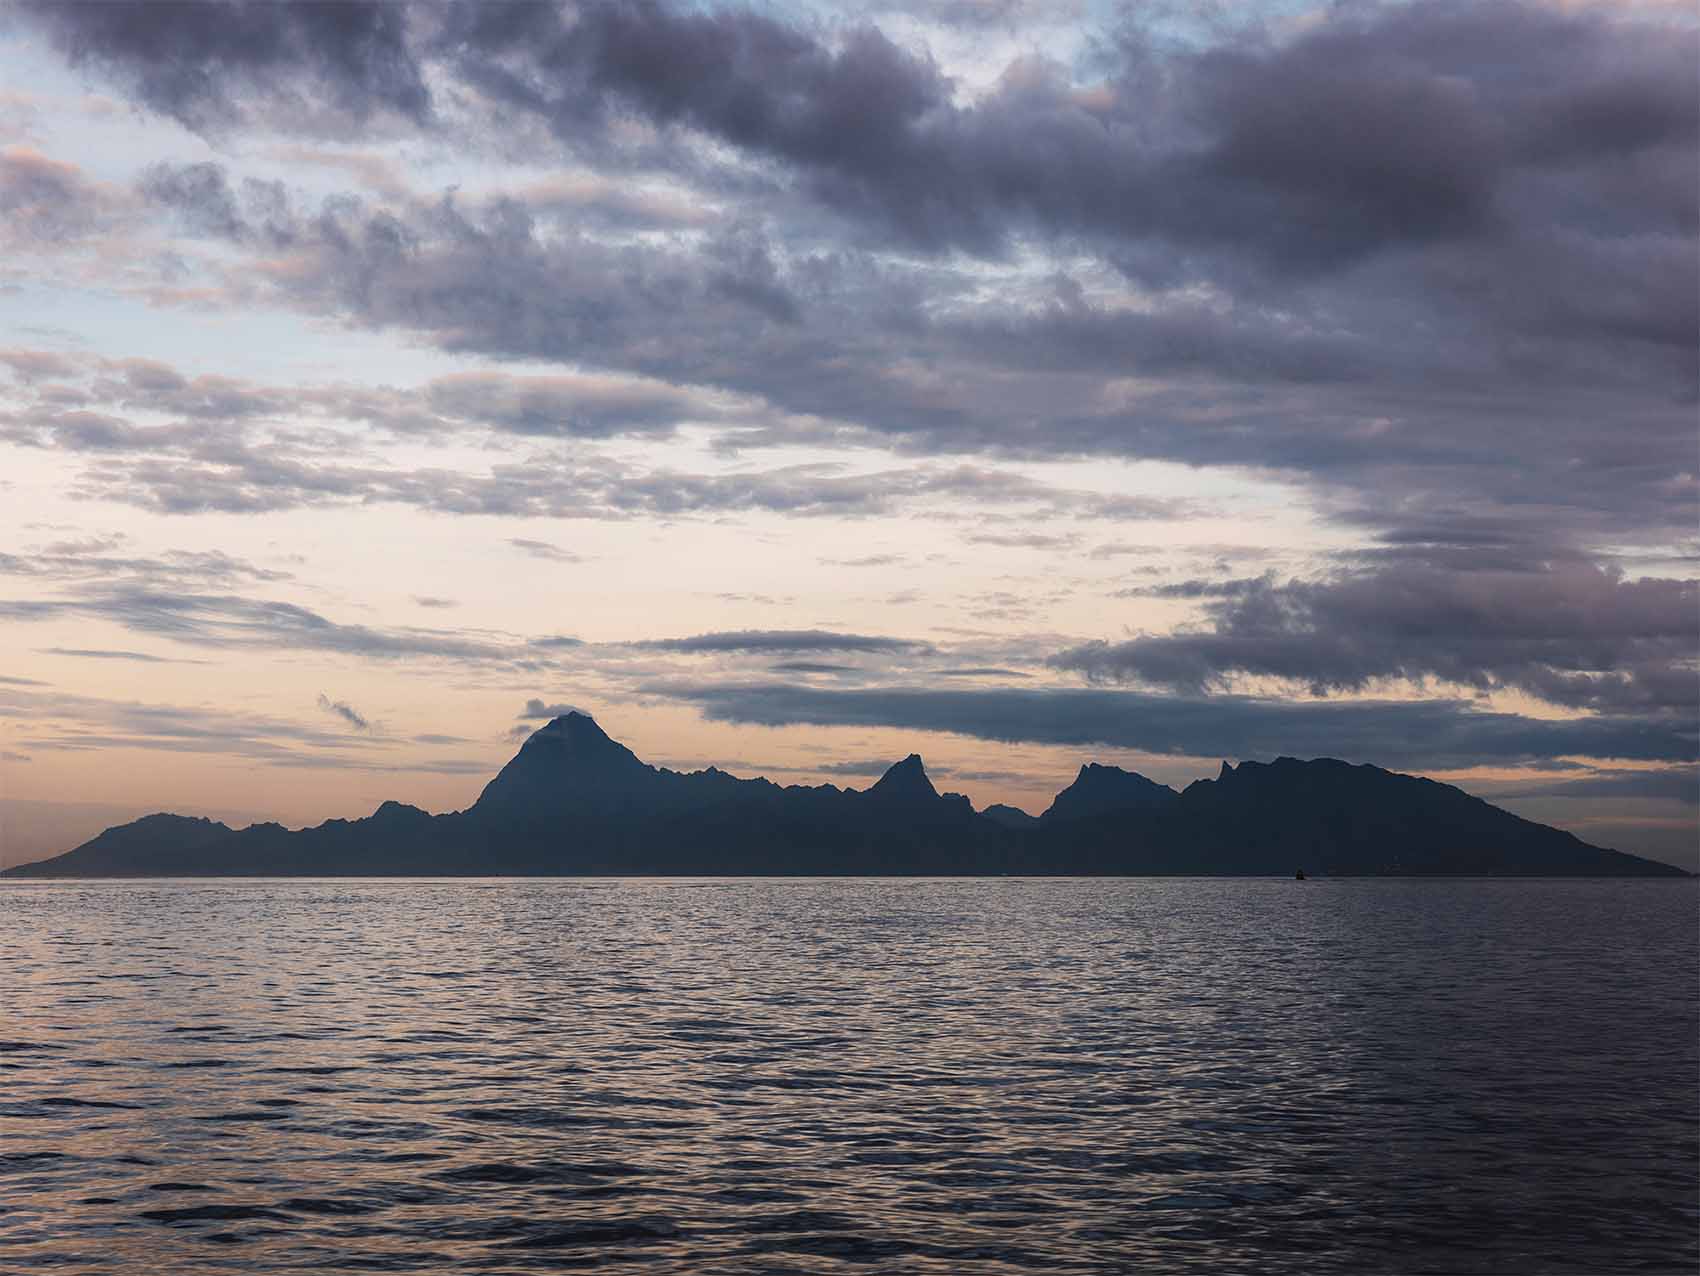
1 878 1694 1275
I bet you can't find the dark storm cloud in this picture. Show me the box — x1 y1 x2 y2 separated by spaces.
432 1 1697 282
19 0 1695 403
316 693 370 731
21 0 430 135
639 629 929 655
649 681 1696 770
1052 557 1699 717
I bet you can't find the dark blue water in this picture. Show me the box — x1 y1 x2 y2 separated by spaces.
1 878 1694 1274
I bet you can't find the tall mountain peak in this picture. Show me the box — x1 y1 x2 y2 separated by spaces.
474 711 650 813
867 753 938 802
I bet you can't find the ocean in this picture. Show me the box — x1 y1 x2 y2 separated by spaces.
2 877 1695 1274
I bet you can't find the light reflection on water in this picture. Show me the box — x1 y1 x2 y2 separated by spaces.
1 877 1694 1274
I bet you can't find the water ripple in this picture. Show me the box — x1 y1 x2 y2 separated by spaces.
0 877 1694 1274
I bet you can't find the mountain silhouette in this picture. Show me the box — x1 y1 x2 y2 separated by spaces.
1042 763 1178 822
981 803 1040 830
4 713 1686 877
865 754 937 804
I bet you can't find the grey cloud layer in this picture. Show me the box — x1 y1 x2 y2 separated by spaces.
649 682 1696 771
639 629 930 655
23 0 429 136
9 0 1691 560
47 1 1691 273
1 351 1194 524
1486 768 1699 806
1 680 392 767
1054 554 1698 718
0 539 1013 677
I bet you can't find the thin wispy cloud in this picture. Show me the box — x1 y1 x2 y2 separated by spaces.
316 694 371 732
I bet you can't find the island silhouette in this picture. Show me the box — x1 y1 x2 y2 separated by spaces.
5 713 1685 877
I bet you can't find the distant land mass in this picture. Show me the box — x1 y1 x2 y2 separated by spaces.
4 714 1687 878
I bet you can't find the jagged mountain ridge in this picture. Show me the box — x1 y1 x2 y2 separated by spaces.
4 713 1685 877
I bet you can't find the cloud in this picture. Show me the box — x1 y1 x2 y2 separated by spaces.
0 583 523 663
20 0 431 136
1486 768 1698 806
646 681 1697 770
519 699 586 720
0 681 387 766
412 595 456 609
316 693 370 732
508 538 581 561
9 70 1687 556
429 0 1697 302
0 536 293 587
639 629 930 655
426 370 717 440
814 759 909 777
37 647 185 663
101 153 1686 554
0 347 80 382
822 554 905 568
964 531 1081 551
0 146 122 246
0 538 561 670
1051 555 1699 717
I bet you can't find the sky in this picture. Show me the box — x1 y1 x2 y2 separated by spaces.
0 0 1694 869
